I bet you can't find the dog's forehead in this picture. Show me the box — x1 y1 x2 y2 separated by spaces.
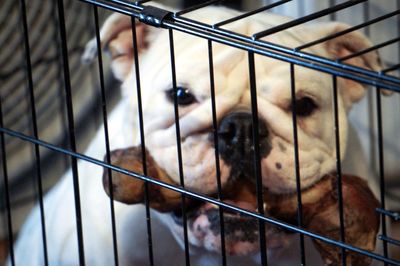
140 7 334 102
253 63 333 110
142 41 333 108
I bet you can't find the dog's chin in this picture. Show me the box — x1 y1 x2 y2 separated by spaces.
171 202 261 255
164 176 291 256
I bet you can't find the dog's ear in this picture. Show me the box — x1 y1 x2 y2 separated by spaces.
322 23 381 71
308 22 390 109
82 13 147 81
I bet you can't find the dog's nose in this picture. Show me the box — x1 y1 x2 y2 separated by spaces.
216 112 270 175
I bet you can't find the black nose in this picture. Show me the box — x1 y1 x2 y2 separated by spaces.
216 112 270 176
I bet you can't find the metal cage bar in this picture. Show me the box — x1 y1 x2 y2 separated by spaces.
376 85 389 263
379 235 400 247
340 36 400 62
18 0 49 264
208 40 228 266
92 6 120 265
56 0 86 263
131 15 155 266
175 0 222 16
0 101 15 265
331 75 346 265
168 28 191 266
248 51 269 266
289 63 306 265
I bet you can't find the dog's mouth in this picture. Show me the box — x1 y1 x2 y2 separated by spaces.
169 177 291 255
171 177 260 223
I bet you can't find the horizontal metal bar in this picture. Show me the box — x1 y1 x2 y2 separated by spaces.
78 0 143 15
135 0 152 4
213 0 292 28
252 0 366 39
175 0 223 16
383 63 400 73
376 208 400 221
379 235 400 247
296 10 400 51
1 127 400 266
107 0 145 9
78 0 400 91
340 36 400 61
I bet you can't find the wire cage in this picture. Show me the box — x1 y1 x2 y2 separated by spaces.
1 0 400 265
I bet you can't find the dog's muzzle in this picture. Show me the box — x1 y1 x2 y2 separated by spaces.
168 112 281 255
216 112 271 180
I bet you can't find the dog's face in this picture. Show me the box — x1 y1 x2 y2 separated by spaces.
85 5 381 256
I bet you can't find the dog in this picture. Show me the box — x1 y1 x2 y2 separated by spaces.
10 3 384 265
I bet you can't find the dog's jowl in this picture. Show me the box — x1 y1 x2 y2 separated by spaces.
10 4 382 266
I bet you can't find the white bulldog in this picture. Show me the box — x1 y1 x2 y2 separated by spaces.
11 4 383 266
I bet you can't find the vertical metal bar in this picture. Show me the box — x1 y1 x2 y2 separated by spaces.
363 0 377 191
19 0 49 264
248 52 268 266
376 86 388 264
93 6 119 266
207 40 227 266
329 0 336 21
51 0 70 169
131 16 155 266
289 63 306 265
168 29 191 266
0 100 14 265
56 0 85 264
398 0 400 68
332 76 346 265
363 2 370 36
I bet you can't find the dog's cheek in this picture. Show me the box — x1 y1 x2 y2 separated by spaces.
261 139 335 193
258 138 291 192
149 139 231 194
261 151 295 193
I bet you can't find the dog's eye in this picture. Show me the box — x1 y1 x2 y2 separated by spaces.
167 86 197 106
292 97 318 117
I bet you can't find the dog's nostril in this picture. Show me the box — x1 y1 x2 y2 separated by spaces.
217 112 268 143
218 122 237 142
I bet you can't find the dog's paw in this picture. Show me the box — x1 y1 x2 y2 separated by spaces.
81 38 98 64
103 147 183 211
